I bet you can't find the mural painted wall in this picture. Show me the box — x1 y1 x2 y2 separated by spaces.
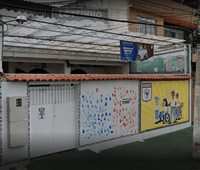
141 80 189 132
80 80 139 147
130 50 187 73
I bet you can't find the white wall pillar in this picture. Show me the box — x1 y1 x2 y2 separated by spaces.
122 63 129 74
64 61 71 74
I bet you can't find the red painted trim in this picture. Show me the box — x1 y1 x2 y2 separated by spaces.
130 6 197 29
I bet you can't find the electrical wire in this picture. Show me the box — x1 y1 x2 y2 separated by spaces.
129 4 197 30
130 2 196 20
130 3 193 16
0 2 194 33
1 11 193 34
182 1 197 8
27 18 192 41
1 0 196 25
3 40 119 52
43 0 77 5
53 3 193 15
140 0 195 13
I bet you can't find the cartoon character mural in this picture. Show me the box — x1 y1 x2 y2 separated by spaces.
159 98 170 124
164 57 174 71
176 55 184 72
154 97 160 124
175 93 180 120
141 81 189 131
169 90 176 124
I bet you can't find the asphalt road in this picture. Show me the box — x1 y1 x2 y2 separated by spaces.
14 127 200 170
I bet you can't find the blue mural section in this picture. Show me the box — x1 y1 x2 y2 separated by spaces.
81 92 114 143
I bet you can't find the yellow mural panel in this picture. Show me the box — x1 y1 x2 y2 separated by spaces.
141 80 189 131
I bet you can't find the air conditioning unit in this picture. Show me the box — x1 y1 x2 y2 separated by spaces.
7 96 28 148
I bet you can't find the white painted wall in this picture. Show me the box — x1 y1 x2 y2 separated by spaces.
2 82 28 164
1 79 191 163
64 62 71 74
78 80 191 153
79 80 139 152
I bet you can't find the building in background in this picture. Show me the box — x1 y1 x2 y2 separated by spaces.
0 0 52 17
0 0 185 75
129 0 197 40
52 0 130 74
0 1 194 168
127 0 196 124
1 0 130 75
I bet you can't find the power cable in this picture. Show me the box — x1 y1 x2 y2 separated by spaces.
53 4 193 15
3 40 119 52
0 2 194 33
129 4 196 30
130 2 196 20
140 0 195 13
0 17 187 47
130 3 193 16
43 0 77 5
26 18 190 42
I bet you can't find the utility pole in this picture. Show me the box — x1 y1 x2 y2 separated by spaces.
192 0 200 160
0 16 3 73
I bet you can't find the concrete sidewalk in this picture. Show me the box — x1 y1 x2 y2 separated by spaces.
23 127 200 170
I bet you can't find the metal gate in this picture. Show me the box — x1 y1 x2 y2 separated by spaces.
29 84 76 158
30 84 74 105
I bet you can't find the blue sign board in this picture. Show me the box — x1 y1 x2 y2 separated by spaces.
120 41 138 61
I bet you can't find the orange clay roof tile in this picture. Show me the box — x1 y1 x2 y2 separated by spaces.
4 74 192 82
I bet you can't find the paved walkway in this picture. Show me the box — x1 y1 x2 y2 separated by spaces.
22 127 200 170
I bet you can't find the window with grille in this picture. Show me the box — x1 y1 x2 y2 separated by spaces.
164 28 184 39
137 16 157 35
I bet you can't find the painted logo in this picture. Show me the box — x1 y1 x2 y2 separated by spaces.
38 107 45 120
142 83 152 103
122 98 130 104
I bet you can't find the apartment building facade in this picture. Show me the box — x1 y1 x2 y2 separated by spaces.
128 0 197 40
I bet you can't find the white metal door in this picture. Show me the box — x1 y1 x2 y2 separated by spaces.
30 105 54 158
29 84 75 158
53 103 75 153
